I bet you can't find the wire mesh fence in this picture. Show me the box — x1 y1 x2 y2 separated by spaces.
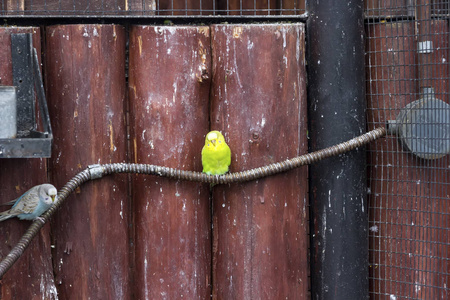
365 1 449 299
0 0 306 16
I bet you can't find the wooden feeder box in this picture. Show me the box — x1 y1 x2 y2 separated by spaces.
0 33 52 158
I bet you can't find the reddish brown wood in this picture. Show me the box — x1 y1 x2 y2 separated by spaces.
126 0 156 14
0 27 57 300
158 0 213 15
366 21 449 300
45 24 130 299
23 0 126 14
5 0 24 12
210 24 308 299
280 0 306 15
216 0 277 15
0 33 55 297
364 0 409 17
129 25 211 299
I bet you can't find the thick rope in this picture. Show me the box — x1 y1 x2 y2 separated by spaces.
0 127 386 277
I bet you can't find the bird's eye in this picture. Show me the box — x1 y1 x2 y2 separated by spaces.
219 140 222 143
207 143 210 146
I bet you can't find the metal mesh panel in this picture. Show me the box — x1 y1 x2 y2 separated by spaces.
0 0 306 16
365 1 449 299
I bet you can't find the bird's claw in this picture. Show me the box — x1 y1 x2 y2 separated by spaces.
35 216 46 224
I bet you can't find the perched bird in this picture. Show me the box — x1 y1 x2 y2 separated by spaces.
201 130 231 175
0 184 57 222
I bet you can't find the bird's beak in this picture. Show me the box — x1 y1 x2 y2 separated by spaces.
211 139 216 146
51 195 56 202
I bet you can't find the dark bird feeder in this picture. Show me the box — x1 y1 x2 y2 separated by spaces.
387 88 450 160
0 33 52 158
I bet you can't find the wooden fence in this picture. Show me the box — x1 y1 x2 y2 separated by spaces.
0 23 309 299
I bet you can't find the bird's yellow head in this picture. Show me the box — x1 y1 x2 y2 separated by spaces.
202 130 231 175
205 131 225 148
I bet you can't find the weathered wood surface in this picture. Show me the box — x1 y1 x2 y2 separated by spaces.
23 0 126 14
366 21 449 299
128 25 211 299
45 24 130 299
210 24 309 299
0 27 58 300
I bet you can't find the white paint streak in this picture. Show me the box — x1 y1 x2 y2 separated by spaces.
144 258 149 298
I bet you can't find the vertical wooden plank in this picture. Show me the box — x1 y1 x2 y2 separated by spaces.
45 24 130 299
0 27 57 300
366 21 449 299
210 24 308 299
129 25 211 299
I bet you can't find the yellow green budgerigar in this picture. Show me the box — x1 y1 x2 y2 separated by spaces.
201 130 231 175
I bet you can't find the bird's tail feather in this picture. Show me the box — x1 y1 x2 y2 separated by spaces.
0 212 14 222
0 200 16 206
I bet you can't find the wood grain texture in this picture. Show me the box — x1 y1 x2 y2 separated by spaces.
129 25 211 299
0 27 57 300
210 23 308 299
366 21 449 300
45 24 130 299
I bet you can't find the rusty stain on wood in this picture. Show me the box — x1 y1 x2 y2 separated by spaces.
129 25 211 299
45 24 130 299
210 23 309 299
0 27 58 300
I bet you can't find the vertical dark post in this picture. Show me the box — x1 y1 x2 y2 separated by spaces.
307 1 367 299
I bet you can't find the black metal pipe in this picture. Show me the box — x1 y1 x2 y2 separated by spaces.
307 1 368 299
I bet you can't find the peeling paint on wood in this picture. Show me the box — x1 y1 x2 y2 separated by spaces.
45 24 130 299
210 23 309 299
129 25 211 299
0 27 58 300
